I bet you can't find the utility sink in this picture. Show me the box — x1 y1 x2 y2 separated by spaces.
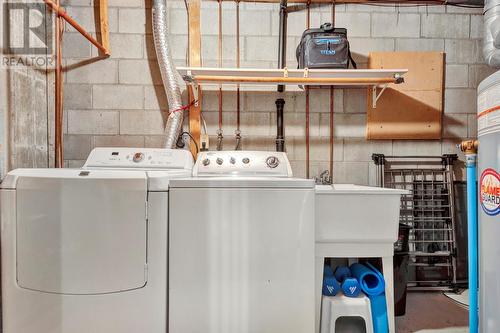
315 184 408 244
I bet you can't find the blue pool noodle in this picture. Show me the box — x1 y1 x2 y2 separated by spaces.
323 276 340 296
350 263 388 333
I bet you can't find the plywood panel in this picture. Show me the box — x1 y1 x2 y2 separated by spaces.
367 52 444 140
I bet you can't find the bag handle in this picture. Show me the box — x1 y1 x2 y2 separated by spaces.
347 42 357 69
320 22 334 32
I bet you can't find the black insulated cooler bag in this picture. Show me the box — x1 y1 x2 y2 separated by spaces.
296 23 356 69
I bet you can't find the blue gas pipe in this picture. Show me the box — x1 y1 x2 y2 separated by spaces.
459 140 479 333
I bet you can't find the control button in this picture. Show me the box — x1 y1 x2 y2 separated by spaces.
230 157 236 164
266 156 280 168
133 152 144 163
242 157 250 164
216 157 223 165
202 158 210 166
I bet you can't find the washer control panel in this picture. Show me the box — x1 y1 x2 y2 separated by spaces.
83 148 193 170
193 151 292 177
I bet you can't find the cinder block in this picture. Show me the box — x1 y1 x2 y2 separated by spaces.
444 89 477 114
240 10 271 36
199 111 237 135
144 135 166 148
200 9 237 35
308 89 344 113
92 85 143 109
245 36 279 61
64 84 92 109
63 33 91 58
66 160 86 168
120 110 166 135
395 38 444 51
446 5 483 14
319 113 366 138
168 8 188 34
470 15 483 39
65 7 118 32
66 59 118 84
202 90 238 112
201 35 244 62
290 137 344 162
469 64 497 88
93 135 145 147
61 0 92 6
109 34 143 59
446 64 469 88
274 112 320 137
445 39 483 64
327 12 371 37
68 110 119 135
332 161 369 185
343 138 392 161
343 89 367 114
119 8 150 34
144 85 168 110
63 134 92 160
468 114 478 137
349 38 395 64
244 92 297 112
372 13 420 38
239 113 272 136
393 140 442 156
108 0 142 7
346 4 395 12
289 160 307 178
119 60 162 85
443 114 468 139
238 136 275 151
421 14 470 38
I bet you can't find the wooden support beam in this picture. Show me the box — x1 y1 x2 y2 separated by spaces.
187 0 202 157
211 0 444 3
98 0 110 55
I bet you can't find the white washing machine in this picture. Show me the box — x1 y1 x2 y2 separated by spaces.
0 147 193 333
168 151 315 333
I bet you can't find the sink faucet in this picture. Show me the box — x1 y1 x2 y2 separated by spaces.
315 170 332 185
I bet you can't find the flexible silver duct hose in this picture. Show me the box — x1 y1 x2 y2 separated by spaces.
152 0 184 148
484 0 500 67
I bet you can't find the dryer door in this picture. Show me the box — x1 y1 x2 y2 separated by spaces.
15 170 148 295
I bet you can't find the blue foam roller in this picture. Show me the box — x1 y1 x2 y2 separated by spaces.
322 276 340 296
369 293 389 333
334 265 351 282
350 263 385 296
324 265 334 277
341 277 361 297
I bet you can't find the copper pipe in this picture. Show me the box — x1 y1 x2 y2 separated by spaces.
329 87 334 178
235 0 241 149
217 0 223 150
193 75 397 84
44 0 110 56
305 2 311 179
329 0 335 177
54 1 64 168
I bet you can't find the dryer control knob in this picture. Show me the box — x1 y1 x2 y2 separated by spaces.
202 158 210 166
216 157 224 165
266 156 280 168
133 152 144 162
230 157 236 164
242 157 250 164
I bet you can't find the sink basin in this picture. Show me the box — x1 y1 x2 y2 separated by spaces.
315 184 408 244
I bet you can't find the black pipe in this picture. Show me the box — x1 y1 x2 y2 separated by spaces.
276 98 285 152
277 0 288 93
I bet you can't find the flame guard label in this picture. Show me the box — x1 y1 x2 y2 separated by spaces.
480 168 500 216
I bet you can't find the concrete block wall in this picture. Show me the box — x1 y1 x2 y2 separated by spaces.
62 0 490 182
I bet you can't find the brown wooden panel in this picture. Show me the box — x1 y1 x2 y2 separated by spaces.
367 52 445 140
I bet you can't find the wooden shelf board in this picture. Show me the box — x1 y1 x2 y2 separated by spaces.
178 67 407 88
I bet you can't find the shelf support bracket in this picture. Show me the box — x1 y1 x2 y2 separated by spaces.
372 84 388 108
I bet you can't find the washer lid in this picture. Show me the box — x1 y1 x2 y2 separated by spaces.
14 169 148 295
170 177 315 188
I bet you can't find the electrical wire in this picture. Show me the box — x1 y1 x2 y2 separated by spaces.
177 131 199 155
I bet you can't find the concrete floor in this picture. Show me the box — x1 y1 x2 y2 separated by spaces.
396 292 468 333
